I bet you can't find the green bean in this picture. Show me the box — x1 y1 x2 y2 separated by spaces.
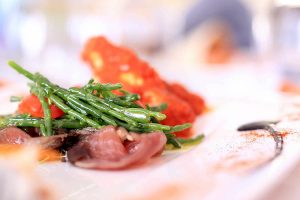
146 103 168 112
113 118 149 133
101 91 116 98
8 61 35 80
0 117 41 128
67 101 88 115
118 89 140 102
9 96 23 102
177 134 205 146
101 96 165 121
48 93 102 129
31 85 52 136
100 113 117 126
71 88 146 123
65 95 104 119
165 123 192 134
88 100 137 126
123 108 151 123
165 133 181 148
0 117 88 129
69 88 138 125
40 124 47 136
52 119 87 129
137 123 171 131
104 96 142 108
86 83 122 91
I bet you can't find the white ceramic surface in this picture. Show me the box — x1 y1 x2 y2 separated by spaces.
1 66 300 200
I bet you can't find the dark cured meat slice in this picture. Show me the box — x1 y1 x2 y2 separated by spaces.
27 134 72 150
0 126 167 170
67 126 167 170
0 127 31 144
26 129 96 150
0 127 85 151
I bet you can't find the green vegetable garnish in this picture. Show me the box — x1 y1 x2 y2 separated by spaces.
1 61 204 148
9 96 23 102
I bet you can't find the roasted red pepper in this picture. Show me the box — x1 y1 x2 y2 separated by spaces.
82 36 206 138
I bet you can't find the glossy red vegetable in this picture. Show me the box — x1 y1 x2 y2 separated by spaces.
18 95 64 119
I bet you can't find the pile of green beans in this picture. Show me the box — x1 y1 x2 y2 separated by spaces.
0 61 199 147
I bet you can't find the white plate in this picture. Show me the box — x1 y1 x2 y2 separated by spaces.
1 67 300 200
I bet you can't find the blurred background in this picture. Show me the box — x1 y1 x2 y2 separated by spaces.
2 1 300 199
1 0 300 92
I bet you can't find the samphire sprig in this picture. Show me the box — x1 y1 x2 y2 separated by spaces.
1 61 203 148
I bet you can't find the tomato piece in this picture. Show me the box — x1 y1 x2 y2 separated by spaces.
48 104 65 119
18 95 64 119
